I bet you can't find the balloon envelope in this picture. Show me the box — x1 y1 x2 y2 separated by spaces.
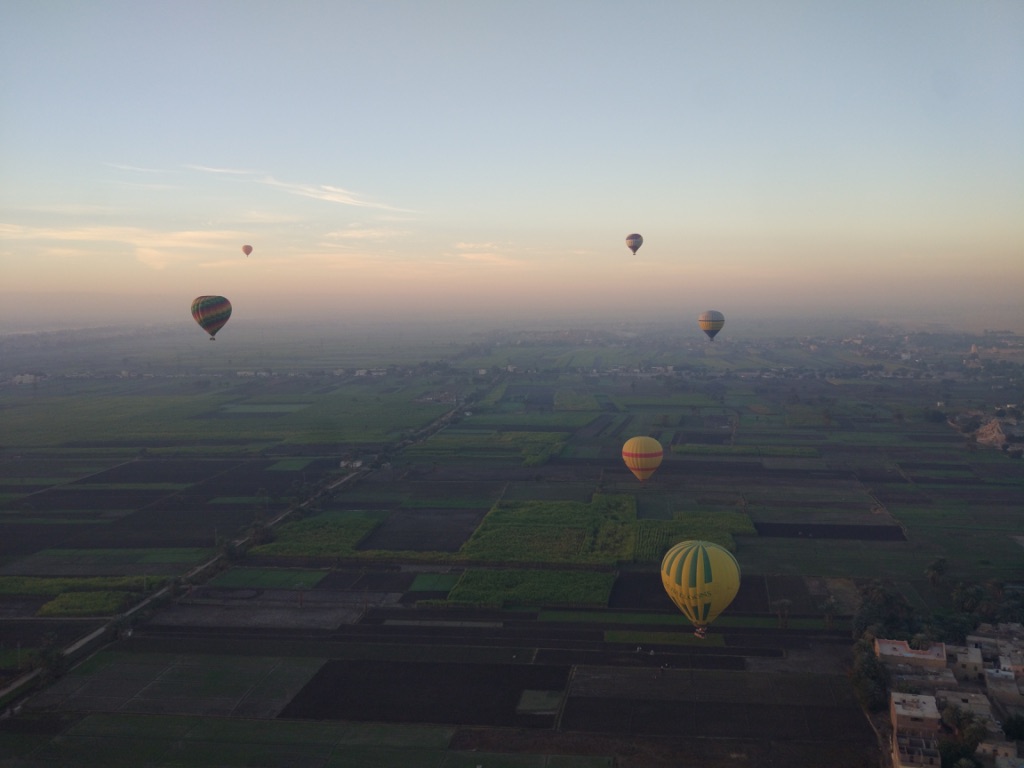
698 310 725 341
242 245 253 256
622 436 663 481
191 295 232 339
661 540 741 637
625 233 643 255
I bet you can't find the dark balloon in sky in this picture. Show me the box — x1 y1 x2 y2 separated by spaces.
191 296 232 340
242 245 253 257
625 234 643 255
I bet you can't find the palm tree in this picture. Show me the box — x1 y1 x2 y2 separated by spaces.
249 518 274 545
961 720 987 751
952 583 985 613
924 557 948 587
820 597 837 630
909 633 932 650
773 599 793 629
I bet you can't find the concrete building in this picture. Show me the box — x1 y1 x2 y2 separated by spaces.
890 693 941 768
948 643 985 682
936 689 997 730
875 639 947 671
967 623 1024 666
977 737 1019 764
876 625 1024 765
986 668 1024 714
888 664 958 694
876 638 956 693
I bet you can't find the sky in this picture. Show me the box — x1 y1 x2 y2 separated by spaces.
2 1 1023 334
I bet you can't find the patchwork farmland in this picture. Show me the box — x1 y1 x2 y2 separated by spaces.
1 322 1022 766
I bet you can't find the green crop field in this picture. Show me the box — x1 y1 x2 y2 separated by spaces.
447 569 617 607
3 548 212 576
409 573 460 593
252 510 389 558
6 711 615 767
2 321 1021 768
460 495 636 565
207 568 329 589
0 575 159 595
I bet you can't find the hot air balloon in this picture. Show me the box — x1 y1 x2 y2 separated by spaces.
661 539 741 638
625 233 643 255
190 295 232 340
622 436 663 482
698 310 725 341
242 245 253 257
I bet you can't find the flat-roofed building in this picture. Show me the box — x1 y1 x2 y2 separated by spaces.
891 692 941 736
936 689 997 729
875 639 947 670
893 733 941 768
976 736 1018 764
999 647 1024 676
947 644 984 682
985 668 1024 714
888 664 958 694
890 693 941 768
968 623 1024 666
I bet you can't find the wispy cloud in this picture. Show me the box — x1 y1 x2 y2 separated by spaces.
236 209 308 224
184 165 413 212
259 177 410 211
0 222 247 270
2 223 233 246
104 180 181 192
451 240 527 268
0 223 33 237
455 241 500 250
2 204 122 216
324 227 403 240
185 164 262 176
134 247 170 270
457 251 526 268
104 162 171 174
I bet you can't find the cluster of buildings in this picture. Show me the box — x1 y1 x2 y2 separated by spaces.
876 623 1024 767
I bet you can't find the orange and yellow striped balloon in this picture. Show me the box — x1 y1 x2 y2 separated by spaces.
698 310 725 341
621 436 663 482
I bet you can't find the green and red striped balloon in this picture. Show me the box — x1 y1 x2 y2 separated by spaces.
661 540 741 638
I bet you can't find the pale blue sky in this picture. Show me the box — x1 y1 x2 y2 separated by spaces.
2 1 1023 332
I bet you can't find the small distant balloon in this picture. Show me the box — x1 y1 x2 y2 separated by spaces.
191 296 232 340
242 245 253 257
625 233 643 255
622 436 663 482
698 310 725 341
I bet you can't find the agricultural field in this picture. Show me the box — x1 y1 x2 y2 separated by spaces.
1 321 1022 766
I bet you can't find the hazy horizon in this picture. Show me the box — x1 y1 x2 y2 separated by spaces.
1 289 1020 339
3 3 1022 337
